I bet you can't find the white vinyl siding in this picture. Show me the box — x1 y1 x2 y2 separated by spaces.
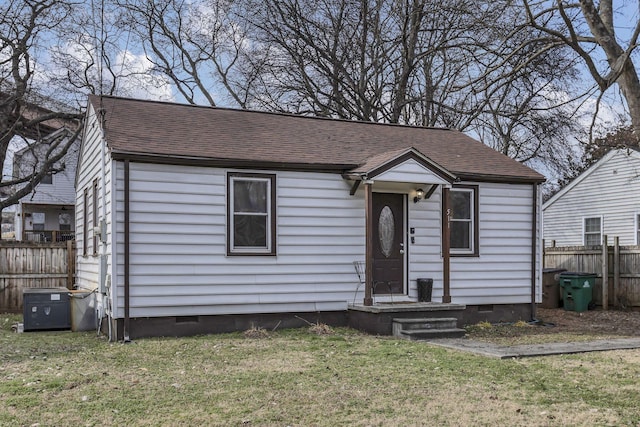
449 182 537 305
113 163 364 318
15 139 79 205
543 150 640 246
107 164 539 317
407 189 445 301
407 182 538 305
373 158 450 185
75 104 112 307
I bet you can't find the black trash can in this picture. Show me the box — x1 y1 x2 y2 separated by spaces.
417 278 433 302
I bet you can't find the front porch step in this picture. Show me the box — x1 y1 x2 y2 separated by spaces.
392 317 466 340
393 317 459 331
399 328 466 340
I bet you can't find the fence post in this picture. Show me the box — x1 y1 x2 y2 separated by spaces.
66 239 74 290
614 236 620 308
602 235 608 310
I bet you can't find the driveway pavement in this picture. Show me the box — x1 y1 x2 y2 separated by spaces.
426 337 640 359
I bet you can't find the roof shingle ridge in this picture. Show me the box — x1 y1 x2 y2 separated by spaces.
89 94 455 132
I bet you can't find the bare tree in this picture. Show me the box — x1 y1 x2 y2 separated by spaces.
520 0 640 140
118 0 260 107
242 0 580 180
0 0 83 211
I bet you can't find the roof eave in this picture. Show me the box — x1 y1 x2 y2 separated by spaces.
455 172 546 184
110 150 357 173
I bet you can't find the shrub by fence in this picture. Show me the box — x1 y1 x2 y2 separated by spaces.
0 240 75 312
544 237 640 309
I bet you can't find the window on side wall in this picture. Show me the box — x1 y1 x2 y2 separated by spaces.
93 179 99 255
637 214 640 245
83 188 88 256
583 217 602 246
449 185 478 256
227 173 276 255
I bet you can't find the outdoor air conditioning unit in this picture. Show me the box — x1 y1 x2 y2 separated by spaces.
23 288 71 331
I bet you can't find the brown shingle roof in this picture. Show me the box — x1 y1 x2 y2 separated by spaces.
89 95 545 183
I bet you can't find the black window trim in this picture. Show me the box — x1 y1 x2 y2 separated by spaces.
92 179 99 256
83 188 88 257
227 172 277 256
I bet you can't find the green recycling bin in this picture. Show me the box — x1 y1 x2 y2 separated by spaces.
559 272 596 312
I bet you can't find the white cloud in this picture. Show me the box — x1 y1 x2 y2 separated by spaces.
114 51 174 101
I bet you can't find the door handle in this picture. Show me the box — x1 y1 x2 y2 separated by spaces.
399 243 405 255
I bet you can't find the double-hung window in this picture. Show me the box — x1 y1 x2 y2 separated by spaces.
32 212 45 232
449 185 478 256
93 179 99 255
583 217 602 246
228 173 276 255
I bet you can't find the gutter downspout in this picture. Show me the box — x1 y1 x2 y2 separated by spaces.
98 109 112 342
123 159 131 342
531 183 538 321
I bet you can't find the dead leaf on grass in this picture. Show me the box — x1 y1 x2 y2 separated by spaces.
243 326 270 339
308 323 334 335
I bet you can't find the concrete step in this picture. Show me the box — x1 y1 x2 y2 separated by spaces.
399 328 466 340
392 317 459 334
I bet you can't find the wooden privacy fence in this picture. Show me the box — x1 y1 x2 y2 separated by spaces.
0 240 75 312
544 237 640 309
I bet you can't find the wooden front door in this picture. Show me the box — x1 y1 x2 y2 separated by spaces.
372 192 405 295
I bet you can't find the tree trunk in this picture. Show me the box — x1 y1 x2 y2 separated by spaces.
579 0 640 140
617 61 640 140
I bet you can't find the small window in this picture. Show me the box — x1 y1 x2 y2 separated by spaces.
637 214 640 245
32 212 45 231
227 173 276 255
59 213 72 232
83 188 88 256
584 217 602 246
449 186 478 256
41 172 53 185
93 179 99 255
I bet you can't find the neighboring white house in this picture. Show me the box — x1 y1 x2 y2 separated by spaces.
13 128 79 242
76 95 545 340
543 148 640 247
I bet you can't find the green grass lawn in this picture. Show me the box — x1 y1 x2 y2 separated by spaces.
2 314 640 426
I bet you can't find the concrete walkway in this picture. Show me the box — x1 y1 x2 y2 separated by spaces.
425 337 640 359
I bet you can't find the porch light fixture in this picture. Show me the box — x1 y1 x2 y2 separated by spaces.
413 188 425 203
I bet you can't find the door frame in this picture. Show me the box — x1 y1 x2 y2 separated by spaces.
371 191 407 297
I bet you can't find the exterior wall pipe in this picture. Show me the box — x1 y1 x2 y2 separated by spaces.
98 109 113 342
531 183 538 321
123 159 131 342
